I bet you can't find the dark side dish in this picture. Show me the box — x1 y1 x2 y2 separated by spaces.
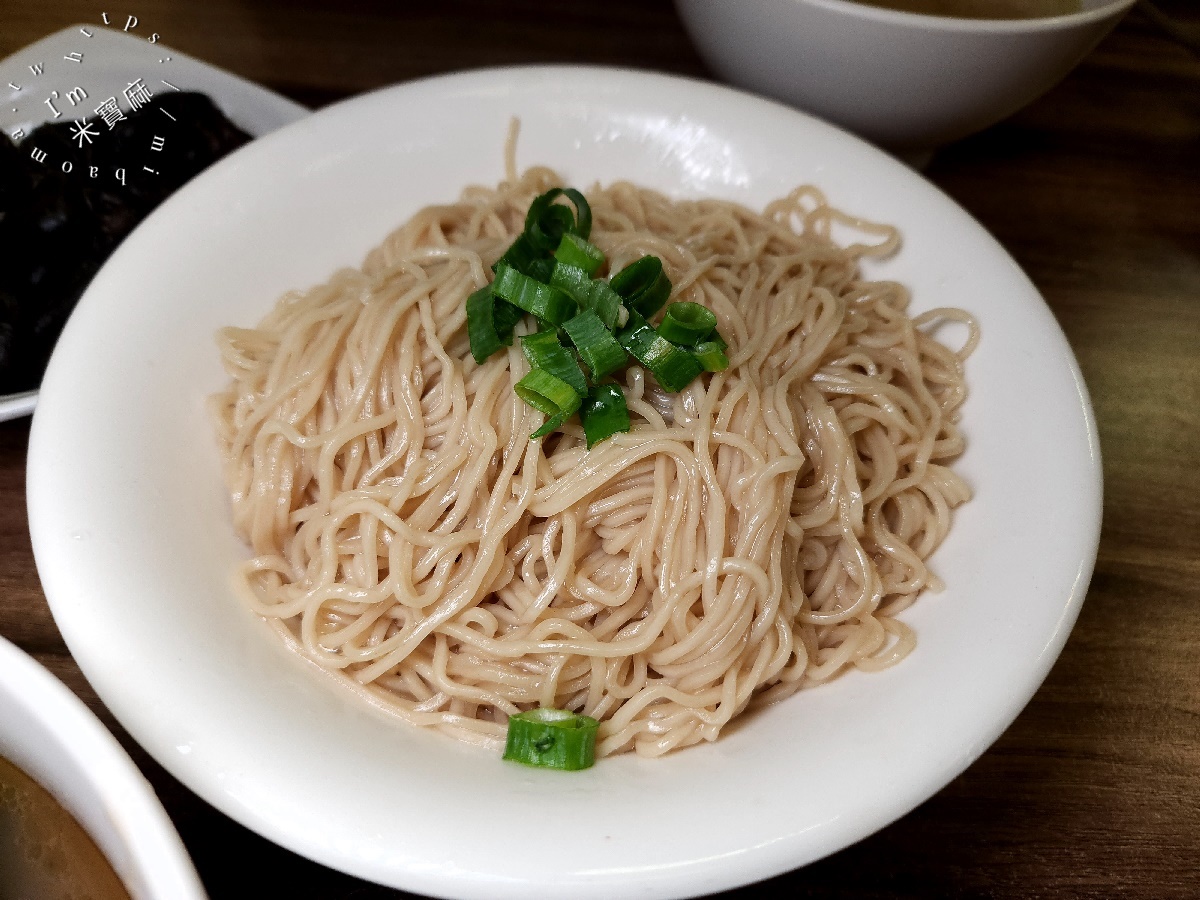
0 92 250 394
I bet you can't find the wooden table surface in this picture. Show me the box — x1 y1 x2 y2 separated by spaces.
3 2 1198 897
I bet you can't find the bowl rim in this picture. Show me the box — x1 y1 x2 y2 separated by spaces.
790 0 1137 33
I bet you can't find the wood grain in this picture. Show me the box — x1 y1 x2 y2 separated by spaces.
2 2 1198 898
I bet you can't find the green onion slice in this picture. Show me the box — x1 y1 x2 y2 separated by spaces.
514 370 582 439
555 232 605 276
562 311 628 379
580 383 631 449
550 261 592 298
693 340 730 372
492 233 540 276
617 312 704 393
520 331 588 397
610 255 672 318
526 257 556 284
658 301 718 347
503 708 599 770
583 279 627 332
493 264 576 325
525 187 593 251
466 286 522 364
549 264 626 332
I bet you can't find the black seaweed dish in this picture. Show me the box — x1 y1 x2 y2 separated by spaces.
0 92 251 394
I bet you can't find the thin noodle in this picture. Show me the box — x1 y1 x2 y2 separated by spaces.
212 166 977 757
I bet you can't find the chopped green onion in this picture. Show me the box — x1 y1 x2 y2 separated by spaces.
555 233 605 275
617 312 704 393
693 340 729 372
583 280 626 332
530 411 568 440
503 707 599 771
658 301 718 347
526 257 556 284
520 331 588 397
493 264 576 325
492 233 540 276
525 188 592 251
562 311 628 379
466 286 522 364
514 369 582 421
493 297 525 342
467 188 721 450
580 383 631 449
550 261 592 298
610 256 672 318
549 264 626 332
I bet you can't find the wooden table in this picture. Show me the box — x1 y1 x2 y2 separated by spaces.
3 2 1198 897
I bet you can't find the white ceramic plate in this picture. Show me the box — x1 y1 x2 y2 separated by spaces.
0 636 206 899
27 67 1102 899
0 25 308 421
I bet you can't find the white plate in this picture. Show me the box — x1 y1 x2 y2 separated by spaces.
0 25 309 421
0 636 206 899
27 67 1102 899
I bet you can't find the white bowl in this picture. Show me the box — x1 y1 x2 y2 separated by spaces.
0 636 206 899
675 0 1136 148
28 67 1100 898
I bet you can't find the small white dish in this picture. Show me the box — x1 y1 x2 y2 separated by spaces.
675 0 1137 149
0 25 308 422
28 66 1101 899
0 635 206 899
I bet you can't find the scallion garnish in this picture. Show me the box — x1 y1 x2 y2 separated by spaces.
693 340 730 373
465 186 730 452
616 311 704 392
555 232 605 275
514 369 582 423
580 383 631 449
503 708 599 771
520 331 588 397
610 255 672 317
524 187 592 250
466 286 513 364
492 232 540 276
658 301 718 347
493 264 577 325
562 311 628 379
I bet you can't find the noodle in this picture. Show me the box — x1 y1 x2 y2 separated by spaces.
211 165 977 758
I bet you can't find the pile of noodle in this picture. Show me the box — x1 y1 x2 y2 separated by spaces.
211 153 977 758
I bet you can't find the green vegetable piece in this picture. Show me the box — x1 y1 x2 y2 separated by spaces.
584 279 626 332
580 383 631 449
492 232 540 276
550 261 593 300
616 311 704 392
693 340 730 373
520 331 588 397
610 255 672 318
562 311 628 379
554 232 605 275
514 370 582 439
524 187 593 251
503 708 600 770
466 286 520 364
658 301 718 347
493 264 577 325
